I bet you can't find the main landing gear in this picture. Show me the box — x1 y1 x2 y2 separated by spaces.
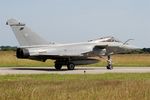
67 63 75 70
54 60 75 70
54 63 62 70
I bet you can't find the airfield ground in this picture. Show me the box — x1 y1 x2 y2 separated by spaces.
0 51 150 100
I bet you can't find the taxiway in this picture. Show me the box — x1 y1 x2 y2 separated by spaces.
0 67 150 75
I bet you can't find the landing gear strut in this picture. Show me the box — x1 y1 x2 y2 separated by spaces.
106 55 113 70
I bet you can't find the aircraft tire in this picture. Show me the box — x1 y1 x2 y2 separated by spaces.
67 63 75 70
55 64 62 70
106 65 113 70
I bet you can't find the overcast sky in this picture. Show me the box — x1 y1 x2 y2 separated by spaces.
0 0 150 47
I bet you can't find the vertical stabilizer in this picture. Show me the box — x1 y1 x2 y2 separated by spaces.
6 19 49 46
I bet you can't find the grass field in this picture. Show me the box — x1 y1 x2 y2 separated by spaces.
0 73 149 100
0 51 54 67
0 51 150 67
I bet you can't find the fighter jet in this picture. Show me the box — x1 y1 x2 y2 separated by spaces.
6 19 137 70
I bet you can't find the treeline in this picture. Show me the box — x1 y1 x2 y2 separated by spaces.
0 46 150 54
0 46 17 51
142 48 150 53
128 48 150 54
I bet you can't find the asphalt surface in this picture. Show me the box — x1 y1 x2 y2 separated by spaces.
0 67 150 75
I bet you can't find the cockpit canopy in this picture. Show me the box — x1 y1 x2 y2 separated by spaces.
88 36 122 43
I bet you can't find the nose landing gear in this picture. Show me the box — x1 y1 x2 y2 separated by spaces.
98 55 113 70
106 55 113 70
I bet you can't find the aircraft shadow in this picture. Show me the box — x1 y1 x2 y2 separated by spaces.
11 67 95 72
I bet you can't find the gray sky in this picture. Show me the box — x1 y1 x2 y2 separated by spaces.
0 0 150 47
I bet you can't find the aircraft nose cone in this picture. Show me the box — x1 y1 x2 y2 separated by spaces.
123 45 141 53
127 45 140 50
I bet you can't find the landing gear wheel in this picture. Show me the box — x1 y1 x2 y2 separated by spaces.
55 64 62 70
106 65 113 70
67 63 75 70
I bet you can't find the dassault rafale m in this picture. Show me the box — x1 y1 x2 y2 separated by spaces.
6 19 137 70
